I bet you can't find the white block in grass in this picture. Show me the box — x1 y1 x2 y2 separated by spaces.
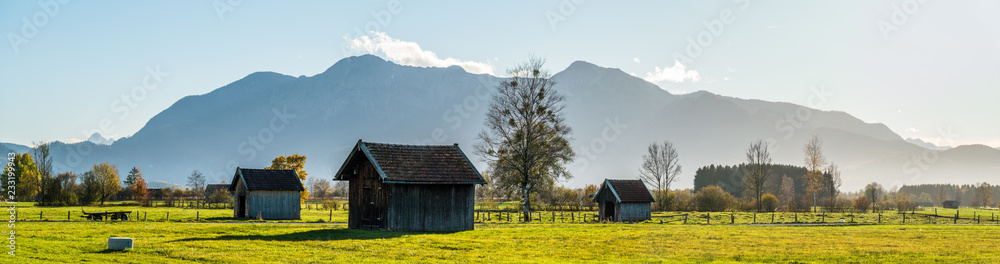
108 237 133 250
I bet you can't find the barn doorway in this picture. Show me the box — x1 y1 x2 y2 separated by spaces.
237 195 246 217
361 187 380 229
604 202 615 221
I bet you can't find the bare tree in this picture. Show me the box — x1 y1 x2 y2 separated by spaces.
803 135 827 212
744 140 772 212
475 57 575 222
639 141 681 211
311 178 332 200
973 182 994 208
779 175 795 210
187 170 206 198
864 182 884 211
936 188 948 207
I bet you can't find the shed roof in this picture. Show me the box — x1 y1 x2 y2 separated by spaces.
229 168 304 191
595 179 655 203
334 140 486 184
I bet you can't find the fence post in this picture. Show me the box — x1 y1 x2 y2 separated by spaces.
795 213 798 223
683 214 688 224
40 211 43 220
902 212 905 224
753 213 756 224
731 213 734 224
954 212 958 224
329 210 332 222
144 212 147 221
196 211 199 221
771 213 774 224
68 210 70 221
707 213 711 225
166 212 170 222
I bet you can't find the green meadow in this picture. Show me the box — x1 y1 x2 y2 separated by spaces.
12 222 1000 263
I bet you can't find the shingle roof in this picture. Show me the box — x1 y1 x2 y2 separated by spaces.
230 168 304 191
335 140 486 184
602 179 655 203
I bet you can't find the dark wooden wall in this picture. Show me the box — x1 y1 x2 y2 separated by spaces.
385 184 475 231
594 186 618 221
347 159 388 229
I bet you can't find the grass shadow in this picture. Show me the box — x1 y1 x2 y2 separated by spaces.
172 228 456 242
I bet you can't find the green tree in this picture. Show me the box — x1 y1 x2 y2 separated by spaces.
475 58 575 222
864 182 884 211
744 140 772 212
85 162 121 205
266 154 308 203
11 153 40 202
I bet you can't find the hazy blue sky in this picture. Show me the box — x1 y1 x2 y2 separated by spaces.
2 1 998 147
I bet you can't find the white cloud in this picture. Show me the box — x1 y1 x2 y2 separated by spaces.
643 60 700 83
633 57 641 63
906 127 920 133
345 32 495 75
723 77 730 81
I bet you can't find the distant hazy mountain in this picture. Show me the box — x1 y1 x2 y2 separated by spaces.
22 55 1000 191
87 133 115 146
905 138 951 150
1 142 30 154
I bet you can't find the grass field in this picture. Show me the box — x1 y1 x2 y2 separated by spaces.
10 222 1000 263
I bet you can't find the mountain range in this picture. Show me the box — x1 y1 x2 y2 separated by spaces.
7 55 1000 191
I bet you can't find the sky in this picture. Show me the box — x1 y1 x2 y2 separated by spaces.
1 1 999 148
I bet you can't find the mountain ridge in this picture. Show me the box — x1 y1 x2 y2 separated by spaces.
10 55 1000 191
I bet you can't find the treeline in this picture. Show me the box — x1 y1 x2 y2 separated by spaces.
899 183 1000 207
692 163 840 211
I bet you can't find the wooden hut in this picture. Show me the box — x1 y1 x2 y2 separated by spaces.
229 168 303 220
334 140 486 231
593 179 655 222
943 200 960 209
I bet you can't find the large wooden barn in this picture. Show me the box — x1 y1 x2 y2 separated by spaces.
229 168 304 220
593 179 655 222
334 140 486 231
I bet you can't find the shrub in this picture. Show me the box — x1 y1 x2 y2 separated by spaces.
694 185 735 212
853 196 871 213
760 193 779 212
322 200 338 210
672 189 695 211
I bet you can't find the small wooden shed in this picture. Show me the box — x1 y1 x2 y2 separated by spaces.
943 200 959 209
593 179 655 222
334 140 486 231
229 168 304 220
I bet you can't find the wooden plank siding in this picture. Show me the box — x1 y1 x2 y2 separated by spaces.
386 184 474 232
246 190 301 220
347 159 475 231
618 203 652 222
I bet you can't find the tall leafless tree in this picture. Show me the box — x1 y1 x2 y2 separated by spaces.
803 135 827 212
744 140 772 212
475 58 575 222
639 141 681 211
